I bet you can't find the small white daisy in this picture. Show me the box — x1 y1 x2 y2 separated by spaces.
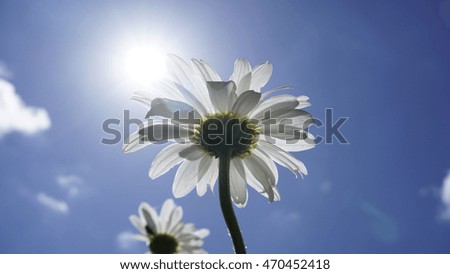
129 199 209 254
124 55 314 207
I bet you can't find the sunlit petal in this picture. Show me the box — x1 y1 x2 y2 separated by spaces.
207 81 237 112
130 199 209 254
192 59 221 82
230 158 248 207
249 61 273 92
231 90 261 115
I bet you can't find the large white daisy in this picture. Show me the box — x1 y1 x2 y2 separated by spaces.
130 199 209 254
123 55 314 207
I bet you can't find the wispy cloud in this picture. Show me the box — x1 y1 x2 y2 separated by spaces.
320 180 332 194
32 174 84 215
56 174 83 198
0 61 13 79
439 171 450 221
0 78 51 137
116 231 140 251
36 192 69 214
361 202 398 243
268 209 301 229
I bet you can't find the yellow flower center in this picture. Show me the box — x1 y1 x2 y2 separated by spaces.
194 112 259 158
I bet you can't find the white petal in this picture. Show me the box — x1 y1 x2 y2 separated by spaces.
172 157 203 198
182 239 203 249
265 186 281 201
178 235 196 244
185 248 208 254
178 234 197 243
230 158 248 207
186 238 205 246
166 54 212 113
122 132 151 153
177 247 191 254
123 121 194 153
139 202 160 234
131 79 185 106
273 186 281 201
260 131 315 152
195 156 212 196
197 155 213 180
207 81 237 112
192 59 221 81
178 145 205 161
256 185 281 202
131 79 210 116
261 86 293 100
231 90 261 116
166 204 183 234
194 228 210 238
272 109 313 129
257 140 308 176
249 62 273 92
196 175 209 196
196 157 218 196
145 98 200 124
159 199 175 220
252 148 278 186
159 199 176 233
249 95 299 119
149 143 191 179
229 59 251 85
170 222 185 237
133 233 150 243
261 124 310 140
131 92 153 108
129 215 146 235
173 82 208 115
180 223 195 234
244 164 272 201
242 153 276 202
296 96 311 109
236 72 252 96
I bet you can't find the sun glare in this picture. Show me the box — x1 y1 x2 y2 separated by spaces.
124 46 166 84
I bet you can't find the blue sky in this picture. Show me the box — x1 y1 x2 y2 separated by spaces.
1 0 450 254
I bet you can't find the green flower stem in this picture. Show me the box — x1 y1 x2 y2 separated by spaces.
218 151 247 254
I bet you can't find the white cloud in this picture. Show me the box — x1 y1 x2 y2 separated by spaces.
56 174 83 197
0 78 51 137
116 231 140 251
36 192 69 214
440 171 450 221
0 61 13 79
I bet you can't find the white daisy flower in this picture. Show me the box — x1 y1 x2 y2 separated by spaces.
129 199 209 254
123 55 314 207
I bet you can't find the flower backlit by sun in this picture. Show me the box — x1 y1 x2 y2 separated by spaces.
123 55 315 207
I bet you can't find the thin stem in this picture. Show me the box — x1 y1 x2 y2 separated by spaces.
218 151 247 254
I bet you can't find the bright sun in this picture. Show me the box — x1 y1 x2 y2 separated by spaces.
124 46 166 84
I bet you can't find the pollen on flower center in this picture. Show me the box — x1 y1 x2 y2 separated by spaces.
149 233 179 254
194 112 259 158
